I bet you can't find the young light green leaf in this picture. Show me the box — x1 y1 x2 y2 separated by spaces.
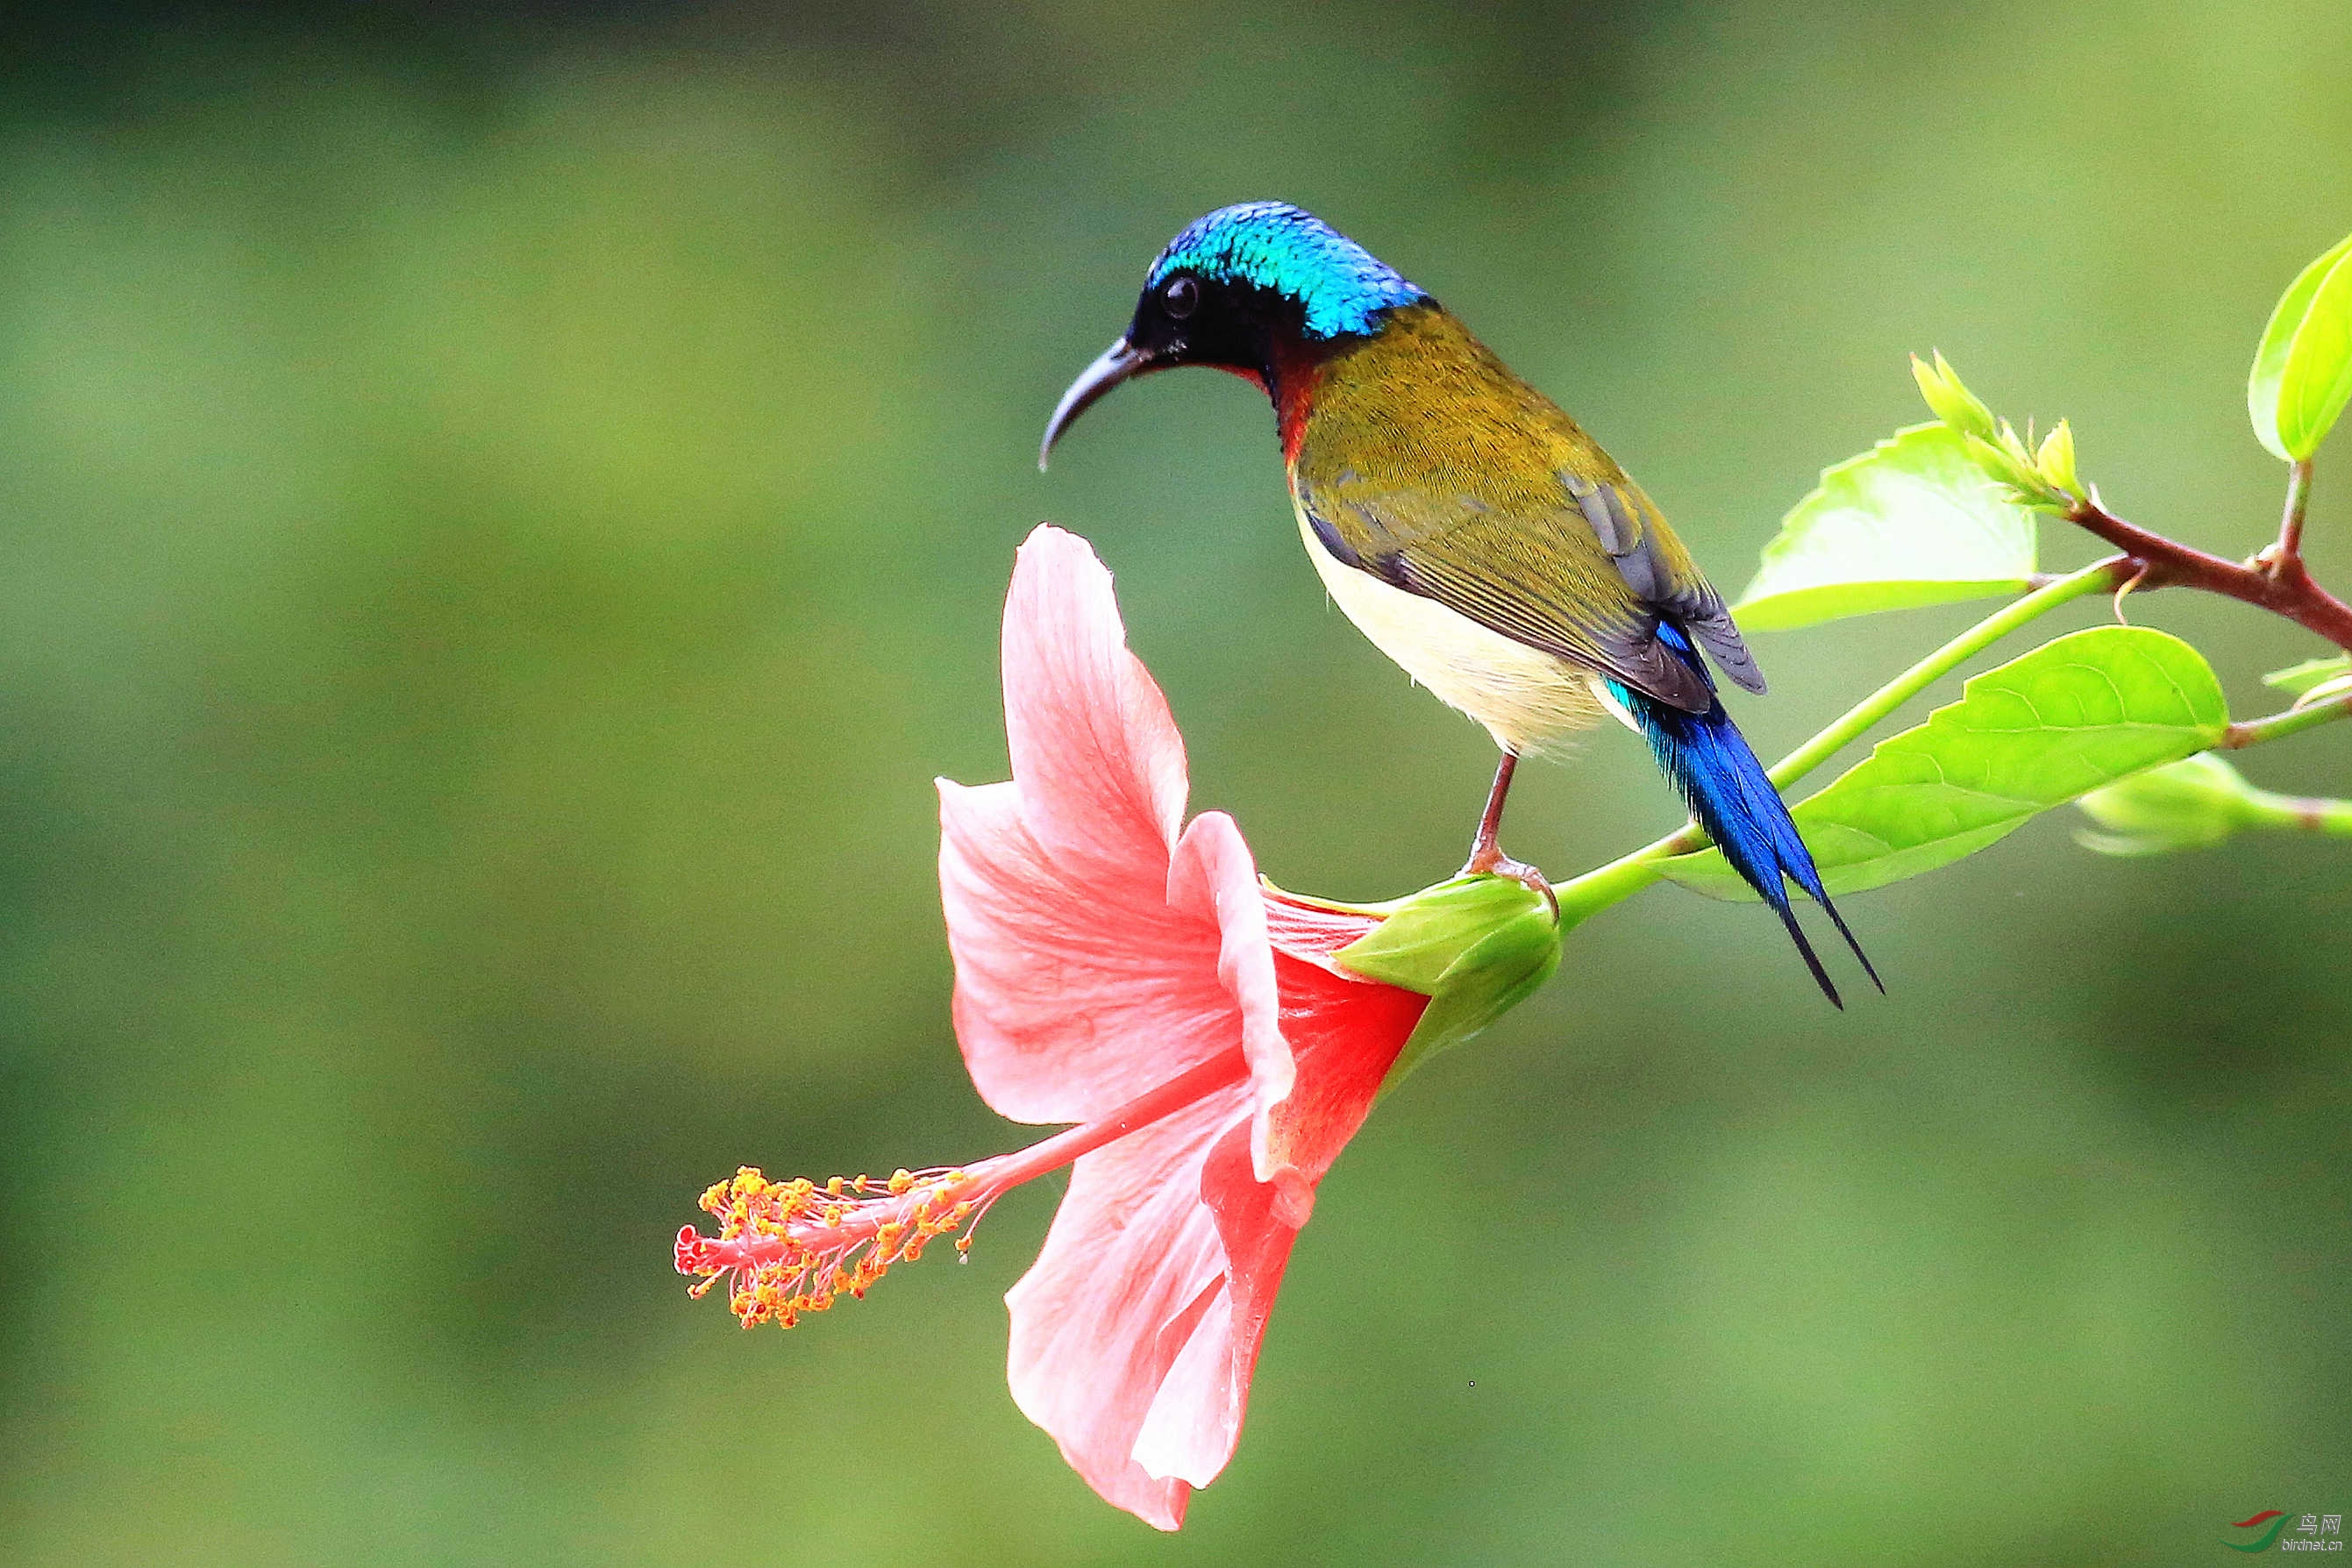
2296 673 2352 709
1734 424 2039 631
2035 419 2079 495
1966 422 2070 511
1911 351 1997 442
2249 230 2352 462
2263 653 2352 695
1658 626 2228 900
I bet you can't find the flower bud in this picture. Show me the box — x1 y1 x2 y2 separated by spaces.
1332 874 1562 1087
2074 752 2263 855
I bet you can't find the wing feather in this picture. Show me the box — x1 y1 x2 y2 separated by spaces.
1289 303 1765 709
1303 474 1754 712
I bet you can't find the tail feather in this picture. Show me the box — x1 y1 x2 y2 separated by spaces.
1613 627 1878 1006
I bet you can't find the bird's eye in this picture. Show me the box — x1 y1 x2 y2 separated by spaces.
1161 276 1199 319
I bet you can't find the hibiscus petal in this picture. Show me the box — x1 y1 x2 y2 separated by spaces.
1253 951 1428 1199
1262 890 1386 966
1129 1288 1238 1487
1165 811 1294 1161
1000 951 1423 1530
1131 1119 1299 1487
1003 1090 1257 1531
939 779 1244 1123
1132 968 1425 1493
1001 526 1189 886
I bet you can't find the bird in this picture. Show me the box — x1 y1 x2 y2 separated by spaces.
1038 201 1877 1006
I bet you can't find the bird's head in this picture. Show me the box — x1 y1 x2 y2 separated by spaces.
1039 201 1426 468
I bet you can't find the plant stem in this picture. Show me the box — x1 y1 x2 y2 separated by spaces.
2220 688 2352 750
1765 559 2124 789
2065 474 2352 652
1549 824 1702 930
2280 459 2314 562
2291 797 2352 835
1551 561 2121 928
2236 780 2352 836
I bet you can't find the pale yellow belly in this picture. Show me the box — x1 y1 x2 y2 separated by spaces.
1294 507 1616 755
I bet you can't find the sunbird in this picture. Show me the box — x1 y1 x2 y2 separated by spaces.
1040 201 1877 1005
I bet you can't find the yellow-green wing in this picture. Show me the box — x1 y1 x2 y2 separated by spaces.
1288 304 1763 710
1297 466 1762 713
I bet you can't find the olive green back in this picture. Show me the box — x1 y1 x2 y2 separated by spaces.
1290 303 1761 710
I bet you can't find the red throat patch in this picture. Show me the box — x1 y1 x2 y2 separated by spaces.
1270 339 1327 465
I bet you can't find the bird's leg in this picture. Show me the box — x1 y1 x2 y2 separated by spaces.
1460 750 1555 913
1462 751 1519 872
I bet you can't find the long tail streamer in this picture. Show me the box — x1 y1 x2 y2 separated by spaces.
1613 625 1881 1008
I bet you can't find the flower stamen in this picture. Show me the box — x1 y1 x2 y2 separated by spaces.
677 1044 1256 1329
674 1165 982 1329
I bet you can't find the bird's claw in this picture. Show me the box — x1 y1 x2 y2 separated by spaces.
1460 847 1558 923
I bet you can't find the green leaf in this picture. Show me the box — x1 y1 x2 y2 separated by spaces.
1734 424 2039 631
1658 627 2229 899
2298 674 2352 709
2263 653 2352 695
2249 230 2352 462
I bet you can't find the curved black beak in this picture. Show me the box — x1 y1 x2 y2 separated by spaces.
1038 338 1159 471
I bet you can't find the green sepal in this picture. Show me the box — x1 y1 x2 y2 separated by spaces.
1331 874 1561 1093
1331 875 1541 989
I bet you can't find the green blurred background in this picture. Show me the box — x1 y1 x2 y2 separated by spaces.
1 3 2346 1563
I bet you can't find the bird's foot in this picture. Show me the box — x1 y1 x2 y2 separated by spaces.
1460 845 1558 922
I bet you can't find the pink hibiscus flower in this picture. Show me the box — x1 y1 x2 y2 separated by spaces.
676 525 1554 1529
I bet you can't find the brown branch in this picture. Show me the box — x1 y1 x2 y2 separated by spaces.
2064 481 2352 653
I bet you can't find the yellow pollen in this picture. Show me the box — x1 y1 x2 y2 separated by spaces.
677 1162 989 1330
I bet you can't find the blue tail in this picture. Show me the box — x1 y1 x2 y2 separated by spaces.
1612 626 1880 1008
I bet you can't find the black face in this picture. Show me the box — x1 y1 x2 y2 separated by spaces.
1037 269 1309 470
1122 269 1301 382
